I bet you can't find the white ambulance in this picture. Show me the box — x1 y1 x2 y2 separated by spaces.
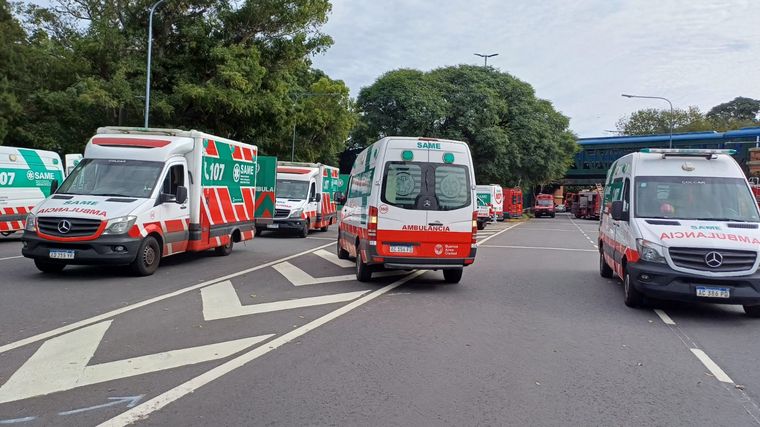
0 147 65 236
476 184 504 222
22 127 258 276
598 148 760 317
266 162 340 237
337 137 478 283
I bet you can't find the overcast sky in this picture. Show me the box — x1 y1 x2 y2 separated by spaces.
310 0 760 138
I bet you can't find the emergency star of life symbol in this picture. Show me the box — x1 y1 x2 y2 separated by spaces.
233 164 241 183
705 251 723 268
26 170 35 180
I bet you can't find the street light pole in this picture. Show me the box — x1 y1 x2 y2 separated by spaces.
474 53 498 67
144 0 167 129
622 93 674 148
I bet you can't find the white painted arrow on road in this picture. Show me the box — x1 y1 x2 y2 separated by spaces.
273 262 404 286
0 321 272 404
202 281 370 321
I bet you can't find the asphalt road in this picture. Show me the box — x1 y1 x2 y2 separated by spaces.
0 215 759 426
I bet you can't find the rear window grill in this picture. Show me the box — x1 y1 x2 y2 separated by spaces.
669 247 756 272
38 217 102 237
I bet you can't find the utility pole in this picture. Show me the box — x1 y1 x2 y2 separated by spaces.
474 53 498 67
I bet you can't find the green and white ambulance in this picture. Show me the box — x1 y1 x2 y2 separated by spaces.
0 147 65 236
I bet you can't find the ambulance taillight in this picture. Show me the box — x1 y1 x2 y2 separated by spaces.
471 210 478 245
368 206 378 244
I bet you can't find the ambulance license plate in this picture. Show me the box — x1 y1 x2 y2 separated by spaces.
49 249 75 260
696 286 730 299
267 224 279 229
389 245 414 254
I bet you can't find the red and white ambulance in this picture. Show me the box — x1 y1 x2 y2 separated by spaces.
337 137 478 283
22 127 258 275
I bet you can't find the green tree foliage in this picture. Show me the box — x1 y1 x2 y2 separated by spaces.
707 96 760 127
353 65 577 186
1 0 355 163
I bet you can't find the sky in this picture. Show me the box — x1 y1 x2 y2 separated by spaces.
310 0 760 138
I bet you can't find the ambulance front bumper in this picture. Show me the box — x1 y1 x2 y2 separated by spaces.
21 232 141 265
268 218 307 230
628 261 760 305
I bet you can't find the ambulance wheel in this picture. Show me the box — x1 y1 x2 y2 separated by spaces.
599 251 613 278
355 248 372 282
254 227 263 237
131 236 161 276
337 235 349 260
550 213 555 218
320 224 329 232
743 305 760 318
443 268 463 284
298 221 309 238
34 259 65 273
623 269 644 308
215 239 233 256
477 222 485 231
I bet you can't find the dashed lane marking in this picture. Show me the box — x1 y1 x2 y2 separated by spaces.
690 349 734 384
568 216 598 249
0 256 22 261
654 309 676 325
477 222 522 245
305 236 336 241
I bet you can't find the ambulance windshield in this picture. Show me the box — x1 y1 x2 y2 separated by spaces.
635 176 760 222
276 179 309 200
382 162 471 211
57 159 163 198
537 199 553 206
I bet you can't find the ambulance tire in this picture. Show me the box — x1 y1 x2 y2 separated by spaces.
254 227 263 237
355 248 372 282
131 236 161 276
599 251 613 278
477 222 485 231
550 213 555 218
320 224 329 232
34 259 65 273
298 221 309 238
743 305 760 318
337 234 350 260
215 239 233 256
443 268 463 284
623 269 645 308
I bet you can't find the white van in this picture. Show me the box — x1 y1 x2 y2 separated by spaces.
337 137 478 283
476 184 504 222
598 148 760 317
0 147 65 236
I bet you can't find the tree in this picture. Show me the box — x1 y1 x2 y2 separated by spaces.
707 97 760 127
616 106 712 135
353 65 577 187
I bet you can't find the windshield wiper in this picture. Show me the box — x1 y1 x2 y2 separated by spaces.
693 217 749 223
90 193 132 197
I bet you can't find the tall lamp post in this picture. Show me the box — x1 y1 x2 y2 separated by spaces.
144 0 167 129
290 92 342 161
474 53 498 67
622 93 674 148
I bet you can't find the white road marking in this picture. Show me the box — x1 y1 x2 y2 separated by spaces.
0 416 37 424
0 321 273 404
480 244 596 252
98 271 427 427
306 236 335 241
514 228 590 232
58 395 144 416
654 309 676 325
0 242 333 356
690 349 734 384
313 249 354 268
568 217 599 249
0 256 22 261
201 280 369 321
478 222 522 245
273 261 402 286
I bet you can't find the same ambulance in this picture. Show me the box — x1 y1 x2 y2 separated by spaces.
338 137 478 283
22 127 259 276
265 162 340 237
476 184 504 222
599 148 760 317
0 147 65 236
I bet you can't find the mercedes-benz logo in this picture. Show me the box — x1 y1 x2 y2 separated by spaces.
423 200 431 208
705 251 723 268
57 219 72 234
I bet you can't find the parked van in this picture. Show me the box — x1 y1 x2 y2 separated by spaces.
22 127 259 275
533 193 555 218
476 184 504 222
599 148 760 317
475 193 491 230
337 137 478 283
265 162 340 237
504 187 523 218
0 147 65 236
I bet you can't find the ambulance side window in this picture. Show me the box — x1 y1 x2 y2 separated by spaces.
161 164 184 196
309 182 316 200
623 178 630 212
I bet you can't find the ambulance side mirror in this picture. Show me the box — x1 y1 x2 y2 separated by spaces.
611 201 628 221
334 192 346 204
50 179 59 195
310 193 321 203
176 186 188 204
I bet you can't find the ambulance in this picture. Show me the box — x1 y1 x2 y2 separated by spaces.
0 147 65 236
476 184 504 221
265 162 340 237
598 148 760 317
337 137 478 283
475 193 491 230
22 127 258 276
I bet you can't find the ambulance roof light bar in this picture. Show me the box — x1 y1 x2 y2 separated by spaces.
640 148 736 160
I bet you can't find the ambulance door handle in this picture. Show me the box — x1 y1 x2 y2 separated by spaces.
428 221 443 226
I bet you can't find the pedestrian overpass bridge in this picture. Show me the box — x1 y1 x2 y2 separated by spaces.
565 127 760 185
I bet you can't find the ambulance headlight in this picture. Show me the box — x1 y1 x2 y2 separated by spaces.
636 239 667 264
289 208 304 219
104 215 137 235
24 214 36 232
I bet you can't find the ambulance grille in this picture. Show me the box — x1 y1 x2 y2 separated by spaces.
38 217 102 237
669 247 757 272
274 209 290 218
